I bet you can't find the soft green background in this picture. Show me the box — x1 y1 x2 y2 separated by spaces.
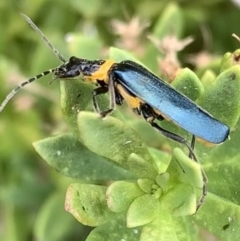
1 0 240 241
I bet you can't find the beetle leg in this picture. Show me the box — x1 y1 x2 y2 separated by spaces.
115 92 124 106
98 73 117 117
189 135 196 159
93 80 123 114
92 86 108 113
151 121 207 211
150 121 197 159
140 103 207 212
132 108 141 115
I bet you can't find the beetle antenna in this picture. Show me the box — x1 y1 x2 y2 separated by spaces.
20 13 66 63
0 69 56 112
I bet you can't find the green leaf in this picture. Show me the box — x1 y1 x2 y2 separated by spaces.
160 148 204 215
127 194 159 227
152 3 182 38
204 155 240 204
194 193 240 241
86 214 141 241
140 209 197 241
155 172 170 192
77 112 153 171
206 113 240 163
167 148 203 192
173 148 203 189
172 217 198 241
140 207 179 241
137 178 156 194
161 183 196 216
33 133 134 180
148 147 172 174
198 65 240 128
196 58 222 78
172 68 204 101
65 183 115 226
34 192 77 241
201 69 216 89
128 153 158 179
220 50 240 72
60 80 95 134
106 181 144 212
220 52 231 72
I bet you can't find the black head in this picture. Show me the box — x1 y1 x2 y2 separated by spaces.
54 56 106 80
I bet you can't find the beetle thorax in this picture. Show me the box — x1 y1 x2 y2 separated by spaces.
54 57 115 84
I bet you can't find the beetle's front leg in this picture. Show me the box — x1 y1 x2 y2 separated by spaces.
92 86 108 113
92 73 117 117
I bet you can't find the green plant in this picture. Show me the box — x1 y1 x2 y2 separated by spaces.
2 2 240 241
33 5 240 241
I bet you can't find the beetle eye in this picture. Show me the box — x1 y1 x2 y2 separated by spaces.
69 56 77 63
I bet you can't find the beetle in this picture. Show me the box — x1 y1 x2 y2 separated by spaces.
0 14 230 211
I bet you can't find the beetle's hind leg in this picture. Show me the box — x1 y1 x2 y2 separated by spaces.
189 135 196 159
139 103 207 212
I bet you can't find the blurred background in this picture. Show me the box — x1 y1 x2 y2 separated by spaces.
1 0 240 240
